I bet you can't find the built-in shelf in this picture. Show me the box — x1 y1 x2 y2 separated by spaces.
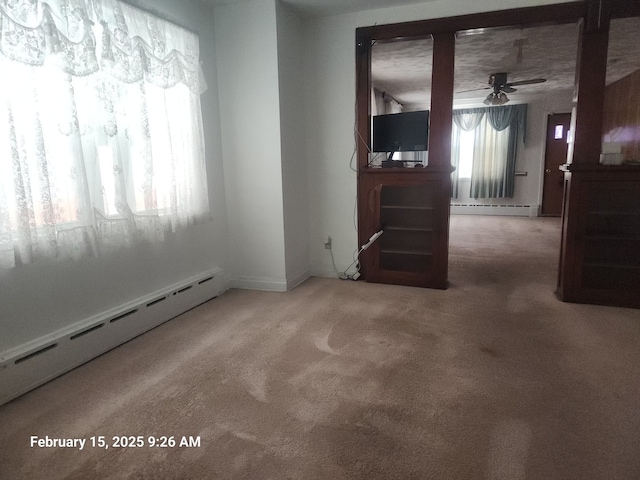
378 184 437 276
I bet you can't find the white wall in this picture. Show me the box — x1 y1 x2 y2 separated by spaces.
214 0 289 291
303 0 576 277
0 0 227 352
276 1 311 289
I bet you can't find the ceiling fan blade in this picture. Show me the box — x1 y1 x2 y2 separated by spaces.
506 78 546 87
501 86 517 93
456 86 491 93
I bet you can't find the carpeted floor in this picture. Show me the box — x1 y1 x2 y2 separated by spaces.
1 215 640 479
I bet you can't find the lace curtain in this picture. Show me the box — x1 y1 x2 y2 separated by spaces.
451 104 527 199
0 0 209 268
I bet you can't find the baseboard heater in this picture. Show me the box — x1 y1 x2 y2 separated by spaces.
450 203 537 217
0 268 224 406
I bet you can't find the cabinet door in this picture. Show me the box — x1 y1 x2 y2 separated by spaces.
360 174 450 289
378 184 436 274
582 182 640 290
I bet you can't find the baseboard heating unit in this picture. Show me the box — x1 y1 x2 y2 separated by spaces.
0 268 224 406
450 204 537 217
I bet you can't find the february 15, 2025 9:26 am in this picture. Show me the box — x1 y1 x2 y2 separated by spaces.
30 435 201 451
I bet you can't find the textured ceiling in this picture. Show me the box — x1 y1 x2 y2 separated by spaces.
372 17 640 107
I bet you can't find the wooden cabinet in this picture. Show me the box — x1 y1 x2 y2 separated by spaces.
355 29 454 290
582 183 640 290
558 164 640 308
358 169 452 289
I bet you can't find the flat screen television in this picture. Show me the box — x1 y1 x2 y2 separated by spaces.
372 110 429 153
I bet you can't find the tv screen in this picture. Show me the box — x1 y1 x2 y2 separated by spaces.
372 110 430 153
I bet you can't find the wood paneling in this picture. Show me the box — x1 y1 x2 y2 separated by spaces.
602 68 640 161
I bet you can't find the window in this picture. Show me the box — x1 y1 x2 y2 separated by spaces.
451 105 527 199
0 0 209 268
457 129 475 179
554 124 564 140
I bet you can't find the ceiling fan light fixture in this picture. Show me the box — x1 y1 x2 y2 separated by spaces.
484 91 509 106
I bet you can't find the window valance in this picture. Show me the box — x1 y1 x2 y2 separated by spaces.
0 0 204 93
453 104 528 143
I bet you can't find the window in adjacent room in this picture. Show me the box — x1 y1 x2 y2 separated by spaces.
450 104 527 199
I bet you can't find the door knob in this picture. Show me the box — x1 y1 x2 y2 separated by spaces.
545 169 552 173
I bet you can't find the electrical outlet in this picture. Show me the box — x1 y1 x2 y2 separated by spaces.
324 236 332 249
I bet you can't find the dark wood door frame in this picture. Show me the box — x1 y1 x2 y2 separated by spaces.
542 113 572 216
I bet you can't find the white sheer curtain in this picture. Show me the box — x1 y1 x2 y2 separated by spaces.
451 110 484 198
0 0 209 268
469 119 511 198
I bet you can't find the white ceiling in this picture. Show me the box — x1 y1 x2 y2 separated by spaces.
372 16 640 107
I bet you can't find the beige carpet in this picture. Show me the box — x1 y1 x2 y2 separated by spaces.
2 215 640 479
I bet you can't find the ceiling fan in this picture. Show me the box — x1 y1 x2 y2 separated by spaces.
459 72 547 105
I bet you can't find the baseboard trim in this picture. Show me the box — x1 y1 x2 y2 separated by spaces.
228 275 288 292
225 269 310 292
286 269 311 291
451 204 538 217
310 268 340 279
0 268 225 406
